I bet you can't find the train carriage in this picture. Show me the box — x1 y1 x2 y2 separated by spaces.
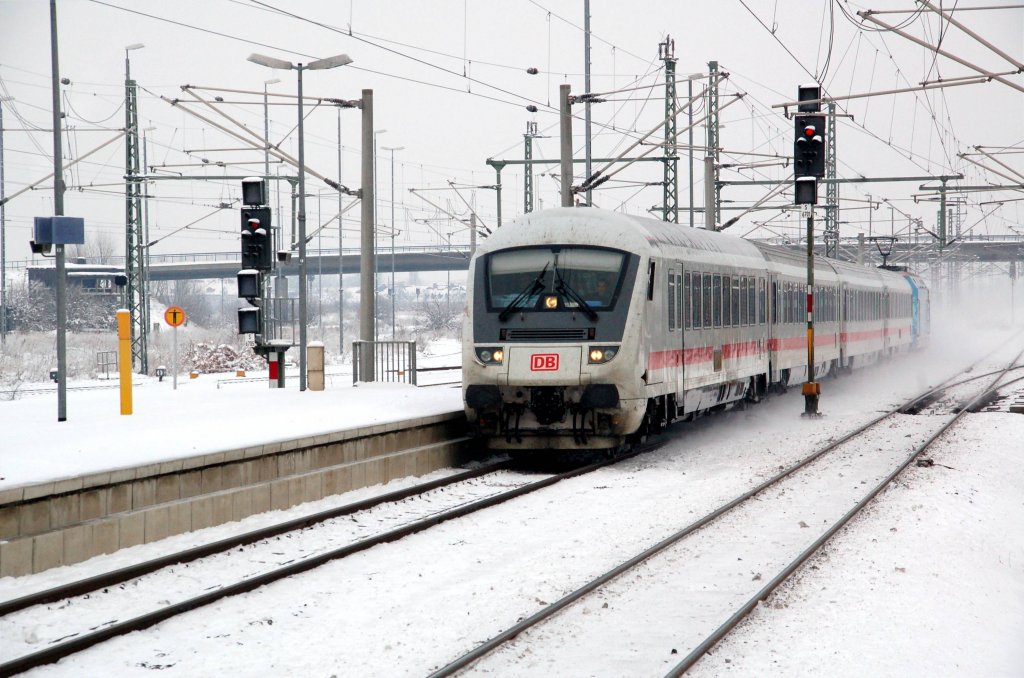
463 208 929 452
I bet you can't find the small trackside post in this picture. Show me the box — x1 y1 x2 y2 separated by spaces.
117 309 132 415
802 206 820 417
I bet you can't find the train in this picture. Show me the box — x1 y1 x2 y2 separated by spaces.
462 207 930 452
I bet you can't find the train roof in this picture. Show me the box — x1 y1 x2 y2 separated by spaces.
479 208 927 293
480 207 765 266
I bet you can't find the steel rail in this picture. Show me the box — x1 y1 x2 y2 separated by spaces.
0 450 636 677
666 349 1024 676
0 450 489 616
430 338 1024 676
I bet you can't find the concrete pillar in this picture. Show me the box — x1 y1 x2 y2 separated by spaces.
308 342 324 391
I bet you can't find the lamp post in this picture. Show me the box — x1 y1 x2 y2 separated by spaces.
342 104 350 356
0 95 11 346
247 52 353 391
50 0 68 421
141 124 155 346
372 128 386 340
381 145 403 339
262 78 280 180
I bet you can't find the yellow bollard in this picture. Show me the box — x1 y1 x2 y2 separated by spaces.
117 309 132 415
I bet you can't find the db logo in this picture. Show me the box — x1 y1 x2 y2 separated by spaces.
530 353 559 371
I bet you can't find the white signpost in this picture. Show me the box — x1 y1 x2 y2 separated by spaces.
164 306 186 389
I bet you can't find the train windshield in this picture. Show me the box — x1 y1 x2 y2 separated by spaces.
486 246 628 312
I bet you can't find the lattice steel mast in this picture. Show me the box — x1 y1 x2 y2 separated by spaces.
523 121 538 214
824 102 839 257
660 37 678 223
706 60 721 228
124 55 147 373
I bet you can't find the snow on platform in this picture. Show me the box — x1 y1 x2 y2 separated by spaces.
0 370 463 493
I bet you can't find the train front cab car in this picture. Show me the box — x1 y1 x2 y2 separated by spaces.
463 214 645 450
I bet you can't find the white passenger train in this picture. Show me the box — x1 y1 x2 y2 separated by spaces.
462 208 930 451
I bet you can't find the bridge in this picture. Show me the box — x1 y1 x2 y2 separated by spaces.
25 245 473 287
22 235 1024 289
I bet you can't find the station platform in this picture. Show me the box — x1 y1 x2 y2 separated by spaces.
0 373 468 576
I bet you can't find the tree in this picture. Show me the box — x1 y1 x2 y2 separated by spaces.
67 231 119 264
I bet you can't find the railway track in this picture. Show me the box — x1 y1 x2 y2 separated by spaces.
429 346 1024 676
0 449 654 677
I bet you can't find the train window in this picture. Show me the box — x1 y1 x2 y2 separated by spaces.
783 282 790 324
647 261 656 301
771 281 778 324
677 274 684 331
739 277 747 326
789 283 796 324
747 278 754 325
684 273 692 330
786 283 793 324
794 284 801 324
485 246 628 313
722 276 732 327
703 273 713 328
692 273 701 329
732 277 741 327
784 283 791 324
668 271 677 331
758 278 766 325
713 274 722 327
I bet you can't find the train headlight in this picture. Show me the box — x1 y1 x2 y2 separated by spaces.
475 347 504 365
543 295 559 309
588 346 618 364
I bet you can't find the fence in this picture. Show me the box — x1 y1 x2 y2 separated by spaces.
352 340 418 385
96 350 117 379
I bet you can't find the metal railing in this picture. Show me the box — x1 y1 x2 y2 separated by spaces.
352 340 418 385
96 350 117 379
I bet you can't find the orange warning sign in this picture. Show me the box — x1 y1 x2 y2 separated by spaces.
164 306 186 327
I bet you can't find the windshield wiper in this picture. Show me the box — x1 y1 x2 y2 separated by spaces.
554 268 599 321
499 262 549 321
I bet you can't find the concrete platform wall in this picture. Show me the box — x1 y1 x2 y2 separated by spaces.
0 412 468 576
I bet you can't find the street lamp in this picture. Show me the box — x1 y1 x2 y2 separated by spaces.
247 51 353 391
381 145 403 339
262 78 280 179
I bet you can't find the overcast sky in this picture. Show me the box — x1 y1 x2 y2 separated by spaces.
1 0 1022 263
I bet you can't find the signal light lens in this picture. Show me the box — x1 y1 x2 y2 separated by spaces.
543 295 559 309
804 126 815 136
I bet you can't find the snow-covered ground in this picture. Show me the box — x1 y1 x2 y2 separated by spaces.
2 322 1023 676
0 340 464 491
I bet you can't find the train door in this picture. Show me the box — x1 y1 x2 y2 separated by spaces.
644 258 663 386
767 272 779 383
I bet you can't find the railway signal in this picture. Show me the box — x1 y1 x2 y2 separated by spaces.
240 208 273 270
238 179 269 337
793 86 824 416
794 115 826 180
